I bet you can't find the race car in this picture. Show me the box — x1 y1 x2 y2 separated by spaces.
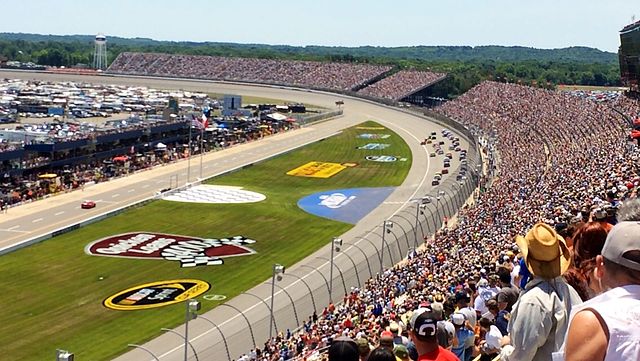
81 200 96 209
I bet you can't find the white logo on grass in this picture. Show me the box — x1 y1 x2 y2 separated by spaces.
318 193 356 209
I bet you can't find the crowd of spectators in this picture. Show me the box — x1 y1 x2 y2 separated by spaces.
107 52 393 92
235 81 640 361
357 70 447 101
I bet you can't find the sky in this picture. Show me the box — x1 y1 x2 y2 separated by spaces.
0 0 637 53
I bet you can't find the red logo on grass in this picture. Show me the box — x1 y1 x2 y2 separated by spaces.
85 233 256 267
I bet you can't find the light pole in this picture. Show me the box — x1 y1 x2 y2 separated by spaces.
270 263 285 339
380 220 393 274
184 299 201 361
56 349 74 361
329 237 342 302
127 344 160 361
414 197 430 247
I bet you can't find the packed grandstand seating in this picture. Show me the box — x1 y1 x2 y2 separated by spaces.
107 52 394 92
234 81 640 360
357 70 447 101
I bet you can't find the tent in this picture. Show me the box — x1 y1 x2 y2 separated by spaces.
38 174 58 179
156 142 167 150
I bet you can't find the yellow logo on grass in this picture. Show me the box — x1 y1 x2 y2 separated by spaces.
356 126 385 130
287 162 347 178
103 279 210 310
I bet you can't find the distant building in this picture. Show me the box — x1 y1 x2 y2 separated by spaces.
619 21 640 94
222 95 251 116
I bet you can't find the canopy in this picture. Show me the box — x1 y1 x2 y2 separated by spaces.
156 142 167 149
113 156 128 162
38 174 58 179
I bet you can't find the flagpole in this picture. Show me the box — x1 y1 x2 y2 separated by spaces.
199 126 204 180
187 116 192 185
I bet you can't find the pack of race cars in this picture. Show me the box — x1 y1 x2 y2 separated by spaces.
423 129 468 186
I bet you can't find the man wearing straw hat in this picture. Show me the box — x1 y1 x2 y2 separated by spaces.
500 223 582 361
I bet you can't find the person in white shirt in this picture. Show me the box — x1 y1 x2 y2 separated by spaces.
475 278 499 315
563 221 640 361
478 317 502 361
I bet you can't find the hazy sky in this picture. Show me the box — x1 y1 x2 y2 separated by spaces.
1 0 637 52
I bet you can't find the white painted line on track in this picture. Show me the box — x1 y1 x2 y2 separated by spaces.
142 184 150 188
127 189 136 193
111 194 120 198
54 211 64 216
7 225 20 231
32 218 43 223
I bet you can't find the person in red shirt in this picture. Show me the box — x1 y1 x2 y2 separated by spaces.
409 307 459 361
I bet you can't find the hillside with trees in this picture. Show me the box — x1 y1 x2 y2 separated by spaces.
0 32 621 97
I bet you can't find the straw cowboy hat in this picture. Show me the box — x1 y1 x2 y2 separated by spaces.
516 223 572 279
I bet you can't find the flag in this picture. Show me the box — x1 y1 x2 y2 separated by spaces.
201 113 209 129
191 114 203 130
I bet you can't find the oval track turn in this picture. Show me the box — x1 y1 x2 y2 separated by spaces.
0 70 470 361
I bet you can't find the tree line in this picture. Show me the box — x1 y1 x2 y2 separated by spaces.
0 33 622 97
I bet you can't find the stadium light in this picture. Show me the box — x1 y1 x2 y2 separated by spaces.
269 263 285 339
329 237 343 302
183 299 201 361
56 349 74 361
380 220 393 274
414 197 430 247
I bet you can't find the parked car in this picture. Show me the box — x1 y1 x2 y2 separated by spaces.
430 152 436 157
442 168 449 174
81 200 96 209
431 180 440 186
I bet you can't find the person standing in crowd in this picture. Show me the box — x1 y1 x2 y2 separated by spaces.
501 223 581 361
477 317 502 361
408 307 458 361
328 336 360 361
563 221 609 301
450 313 475 360
562 221 640 361
367 347 398 361
454 292 477 361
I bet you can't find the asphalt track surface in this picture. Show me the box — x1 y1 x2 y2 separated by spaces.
0 70 469 361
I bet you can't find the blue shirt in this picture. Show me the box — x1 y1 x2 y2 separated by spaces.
451 327 474 359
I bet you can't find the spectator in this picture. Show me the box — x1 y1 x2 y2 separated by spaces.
502 223 582 361
394 344 411 361
450 313 474 360
477 317 502 361
357 337 372 361
329 336 360 361
368 347 398 361
562 221 640 361
408 307 458 361
563 222 609 300
454 292 476 361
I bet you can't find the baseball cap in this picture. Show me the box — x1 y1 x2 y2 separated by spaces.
451 312 466 326
602 221 640 271
355 337 370 354
409 307 438 340
394 344 410 360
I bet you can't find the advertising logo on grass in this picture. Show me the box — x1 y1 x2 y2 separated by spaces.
103 279 210 310
356 126 385 130
85 233 256 268
357 133 390 139
366 155 398 162
286 161 347 178
356 143 390 150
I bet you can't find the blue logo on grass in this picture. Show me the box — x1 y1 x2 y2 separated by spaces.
298 187 395 224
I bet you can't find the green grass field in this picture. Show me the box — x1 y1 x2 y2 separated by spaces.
0 120 411 360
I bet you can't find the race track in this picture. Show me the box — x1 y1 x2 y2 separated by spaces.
0 70 473 361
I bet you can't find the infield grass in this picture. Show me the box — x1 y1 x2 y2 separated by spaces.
0 120 411 361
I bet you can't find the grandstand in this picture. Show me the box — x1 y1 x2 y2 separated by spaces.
242 81 640 360
620 21 640 95
107 53 449 104
356 70 447 101
107 52 393 92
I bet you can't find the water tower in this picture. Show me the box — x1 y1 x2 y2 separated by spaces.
93 34 108 70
